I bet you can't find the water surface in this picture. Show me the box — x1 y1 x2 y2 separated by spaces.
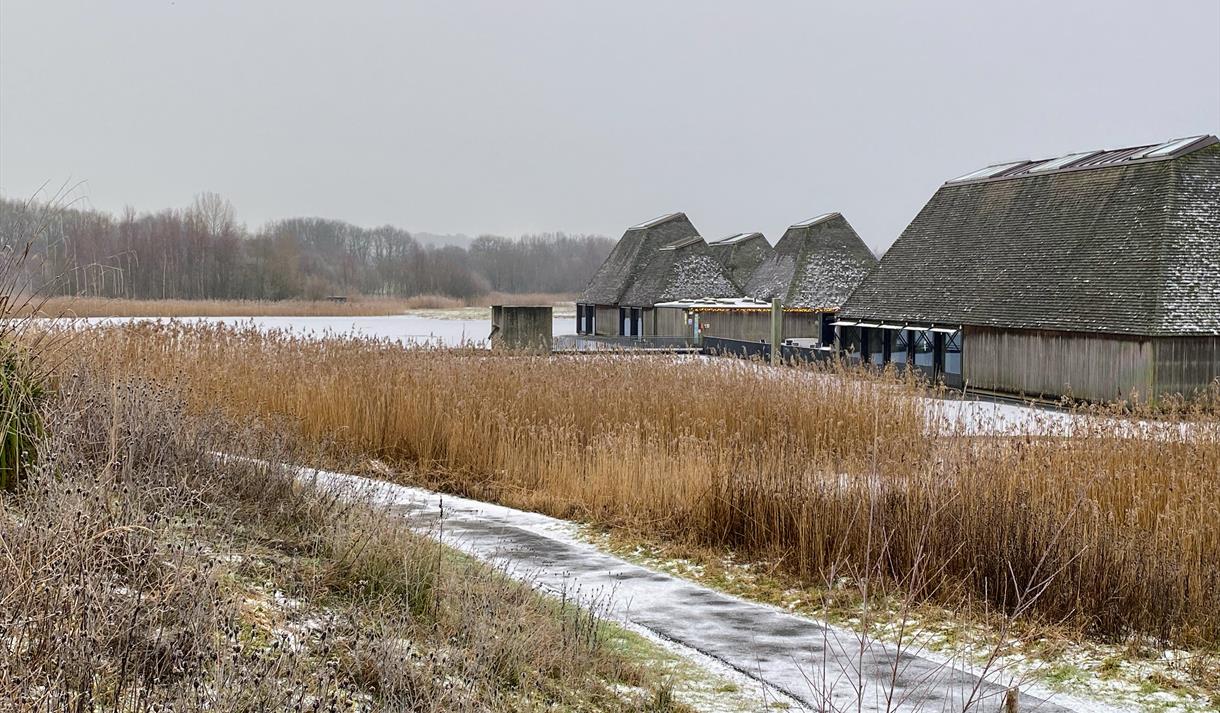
77 314 574 347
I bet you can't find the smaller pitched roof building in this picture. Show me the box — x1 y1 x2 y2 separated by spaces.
577 213 742 337
707 232 773 285
618 236 739 308
838 134 1220 402
743 213 878 310
581 212 700 307
652 214 877 346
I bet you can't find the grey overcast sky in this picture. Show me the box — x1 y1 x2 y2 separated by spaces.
1 1 1218 252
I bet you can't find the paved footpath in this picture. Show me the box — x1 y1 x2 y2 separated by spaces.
309 467 1093 713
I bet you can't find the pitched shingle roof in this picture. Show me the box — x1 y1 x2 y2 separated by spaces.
840 137 1220 336
707 232 773 285
581 213 742 306
742 213 877 310
580 213 701 304
618 236 741 308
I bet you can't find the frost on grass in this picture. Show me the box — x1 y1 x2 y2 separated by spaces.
581 528 1220 713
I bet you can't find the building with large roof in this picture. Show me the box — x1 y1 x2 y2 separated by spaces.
837 134 1220 401
576 213 741 337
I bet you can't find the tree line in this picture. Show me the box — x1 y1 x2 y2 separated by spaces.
0 193 614 300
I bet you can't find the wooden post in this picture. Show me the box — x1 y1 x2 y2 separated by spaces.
1004 687 1019 713
770 298 782 366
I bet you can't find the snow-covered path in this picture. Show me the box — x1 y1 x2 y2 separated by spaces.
305 466 1098 713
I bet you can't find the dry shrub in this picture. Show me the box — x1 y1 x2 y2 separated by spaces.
397 292 575 309
60 321 1220 647
0 366 659 711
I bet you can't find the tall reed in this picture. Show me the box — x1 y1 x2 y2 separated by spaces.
67 321 1220 646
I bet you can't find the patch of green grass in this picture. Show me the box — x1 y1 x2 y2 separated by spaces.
0 351 43 490
1043 663 1087 687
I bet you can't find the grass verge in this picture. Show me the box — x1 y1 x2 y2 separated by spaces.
580 526 1220 712
0 370 706 711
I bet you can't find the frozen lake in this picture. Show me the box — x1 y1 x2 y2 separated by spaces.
75 314 575 347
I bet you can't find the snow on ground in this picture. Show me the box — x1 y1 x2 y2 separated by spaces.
584 531 1219 713
667 352 1209 439
282 462 1117 713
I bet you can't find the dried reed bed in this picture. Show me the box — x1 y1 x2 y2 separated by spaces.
70 322 1220 646
1 368 670 711
27 292 577 318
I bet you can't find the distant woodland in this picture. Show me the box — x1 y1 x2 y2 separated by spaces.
0 193 614 300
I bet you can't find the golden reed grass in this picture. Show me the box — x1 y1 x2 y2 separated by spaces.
3 370 655 711
26 292 576 318
69 321 1220 646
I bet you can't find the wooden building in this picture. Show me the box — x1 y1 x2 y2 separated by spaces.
576 213 741 337
837 134 1220 401
711 213 878 345
652 297 773 341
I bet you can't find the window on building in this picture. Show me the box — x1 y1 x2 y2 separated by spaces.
821 314 836 347
891 330 908 364
944 330 963 375
840 326 862 357
576 305 586 335
914 329 935 368
868 329 884 366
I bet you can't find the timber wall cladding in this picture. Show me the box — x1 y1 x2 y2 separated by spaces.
1152 336 1220 398
696 312 822 342
594 306 618 336
653 307 688 337
963 326 1155 402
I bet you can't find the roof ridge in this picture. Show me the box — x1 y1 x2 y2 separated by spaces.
628 211 686 230
659 235 705 250
789 212 840 228
709 231 764 245
947 135 1218 186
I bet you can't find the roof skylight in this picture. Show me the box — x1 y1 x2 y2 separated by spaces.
712 232 762 245
947 161 1029 183
659 235 703 251
1144 136 1207 158
791 213 838 228
629 212 682 230
1027 151 1101 173
946 135 1216 185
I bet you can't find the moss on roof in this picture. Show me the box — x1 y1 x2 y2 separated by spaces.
582 214 742 306
840 141 1220 336
707 233 773 285
742 213 877 310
